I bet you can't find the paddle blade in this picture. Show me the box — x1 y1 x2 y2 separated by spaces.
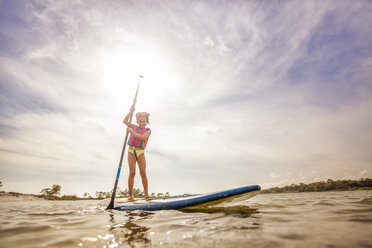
106 199 114 210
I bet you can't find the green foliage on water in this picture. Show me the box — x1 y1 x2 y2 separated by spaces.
261 178 372 194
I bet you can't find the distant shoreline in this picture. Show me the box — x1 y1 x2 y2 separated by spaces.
261 187 372 194
0 191 190 202
0 191 89 202
0 191 46 202
1 188 371 203
1 178 371 201
261 178 372 194
0 191 187 202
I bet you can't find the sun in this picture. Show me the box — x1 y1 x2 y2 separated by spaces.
99 44 181 108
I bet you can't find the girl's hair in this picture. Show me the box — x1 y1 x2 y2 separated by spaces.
136 112 150 124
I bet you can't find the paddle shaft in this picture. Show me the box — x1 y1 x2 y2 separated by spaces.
107 80 141 209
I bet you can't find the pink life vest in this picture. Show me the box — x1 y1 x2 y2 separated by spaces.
127 125 150 149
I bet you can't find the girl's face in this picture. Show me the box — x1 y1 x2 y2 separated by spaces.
137 117 148 128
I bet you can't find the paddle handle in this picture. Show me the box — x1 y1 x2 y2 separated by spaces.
107 78 141 209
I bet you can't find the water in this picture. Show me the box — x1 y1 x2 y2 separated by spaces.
0 191 371 248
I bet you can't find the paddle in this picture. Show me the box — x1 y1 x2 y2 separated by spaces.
106 75 143 210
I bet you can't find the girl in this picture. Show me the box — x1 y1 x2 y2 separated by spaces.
123 105 151 201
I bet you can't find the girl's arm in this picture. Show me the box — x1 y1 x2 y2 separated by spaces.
127 129 151 141
123 105 135 127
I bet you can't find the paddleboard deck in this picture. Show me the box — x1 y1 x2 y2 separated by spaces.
114 185 260 211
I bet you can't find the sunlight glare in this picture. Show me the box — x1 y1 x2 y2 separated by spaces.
100 45 180 108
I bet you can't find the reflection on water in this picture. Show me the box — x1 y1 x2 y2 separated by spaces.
180 205 259 216
108 211 154 247
106 206 261 247
106 206 261 248
0 191 371 247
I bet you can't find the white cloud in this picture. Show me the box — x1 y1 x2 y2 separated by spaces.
270 173 281 179
360 170 368 176
1 0 371 195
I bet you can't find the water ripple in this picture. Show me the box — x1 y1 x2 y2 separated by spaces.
0 191 371 247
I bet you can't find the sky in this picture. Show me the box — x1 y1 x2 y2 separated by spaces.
0 0 371 196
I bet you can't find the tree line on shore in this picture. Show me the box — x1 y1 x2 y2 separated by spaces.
34 178 372 198
261 178 372 194
37 184 174 200
92 188 172 199
1 180 181 200
2 178 371 200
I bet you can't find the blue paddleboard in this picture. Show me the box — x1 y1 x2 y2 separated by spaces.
114 185 261 211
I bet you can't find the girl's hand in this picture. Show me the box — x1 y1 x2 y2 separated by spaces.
127 127 133 134
130 103 135 112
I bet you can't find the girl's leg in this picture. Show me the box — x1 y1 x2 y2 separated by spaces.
137 154 150 198
127 152 136 200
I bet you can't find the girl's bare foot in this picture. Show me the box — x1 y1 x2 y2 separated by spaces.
127 196 134 201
